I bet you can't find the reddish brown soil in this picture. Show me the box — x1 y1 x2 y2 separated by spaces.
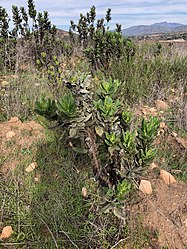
0 117 44 174
133 174 187 249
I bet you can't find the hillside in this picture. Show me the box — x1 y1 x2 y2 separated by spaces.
122 21 187 36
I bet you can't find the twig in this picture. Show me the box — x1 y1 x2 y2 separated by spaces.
35 212 59 249
110 237 130 249
59 230 79 249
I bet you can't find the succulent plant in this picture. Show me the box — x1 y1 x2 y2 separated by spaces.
96 96 120 119
35 95 57 120
56 93 76 118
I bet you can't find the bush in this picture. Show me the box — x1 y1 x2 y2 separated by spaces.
35 76 159 219
69 6 136 71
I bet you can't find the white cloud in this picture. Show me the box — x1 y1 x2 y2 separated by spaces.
1 0 187 29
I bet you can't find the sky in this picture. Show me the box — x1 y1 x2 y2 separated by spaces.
1 0 187 30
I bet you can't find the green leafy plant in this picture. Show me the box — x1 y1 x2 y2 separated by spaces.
99 77 120 97
138 116 159 146
122 130 136 151
121 109 133 128
116 179 132 201
70 6 136 71
96 96 120 119
105 131 120 147
35 95 57 120
35 77 159 220
56 93 76 118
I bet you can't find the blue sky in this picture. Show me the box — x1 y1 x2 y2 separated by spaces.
1 0 187 30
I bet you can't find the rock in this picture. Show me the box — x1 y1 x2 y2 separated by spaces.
139 180 153 195
175 136 187 149
8 117 21 123
82 187 88 198
0 226 13 239
150 162 159 170
172 132 178 137
155 100 169 111
141 106 157 116
34 176 40 183
1 81 9 87
159 122 167 129
6 131 16 139
25 162 37 173
160 169 176 185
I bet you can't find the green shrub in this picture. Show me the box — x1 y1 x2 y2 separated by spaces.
69 6 136 71
35 77 159 219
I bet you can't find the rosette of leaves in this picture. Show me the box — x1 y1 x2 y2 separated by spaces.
118 116 159 177
99 77 120 98
35 95 57 120
56 92 76 118
95 96 120 120
121 130 136 152
139 147 157 166
116 179 131 201
137 116 159 167
101 179 132 220
104 132 121 154
138 116 159 147
121 109 133 130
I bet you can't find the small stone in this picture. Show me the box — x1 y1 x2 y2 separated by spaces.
155 100 169 111
25 162 37 173
82 187 88 198
150 162 159 170
141 106 157 116
8 117 21 123
34 176 40 182
34 173 41 182
157 129 165 136
172 132 178 137
176 136 187 149
139 180 153 195
1 81 9 87
160 169 176 185
6 131 16 139
160 122 167 129
149 107 157 116
0 226 13 239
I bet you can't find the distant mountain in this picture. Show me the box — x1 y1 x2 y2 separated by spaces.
122 22 187 36
56 29 69 37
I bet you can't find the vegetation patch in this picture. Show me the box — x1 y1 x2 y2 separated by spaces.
0 0 187 248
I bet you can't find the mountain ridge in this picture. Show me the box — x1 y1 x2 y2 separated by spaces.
122 22 187 36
